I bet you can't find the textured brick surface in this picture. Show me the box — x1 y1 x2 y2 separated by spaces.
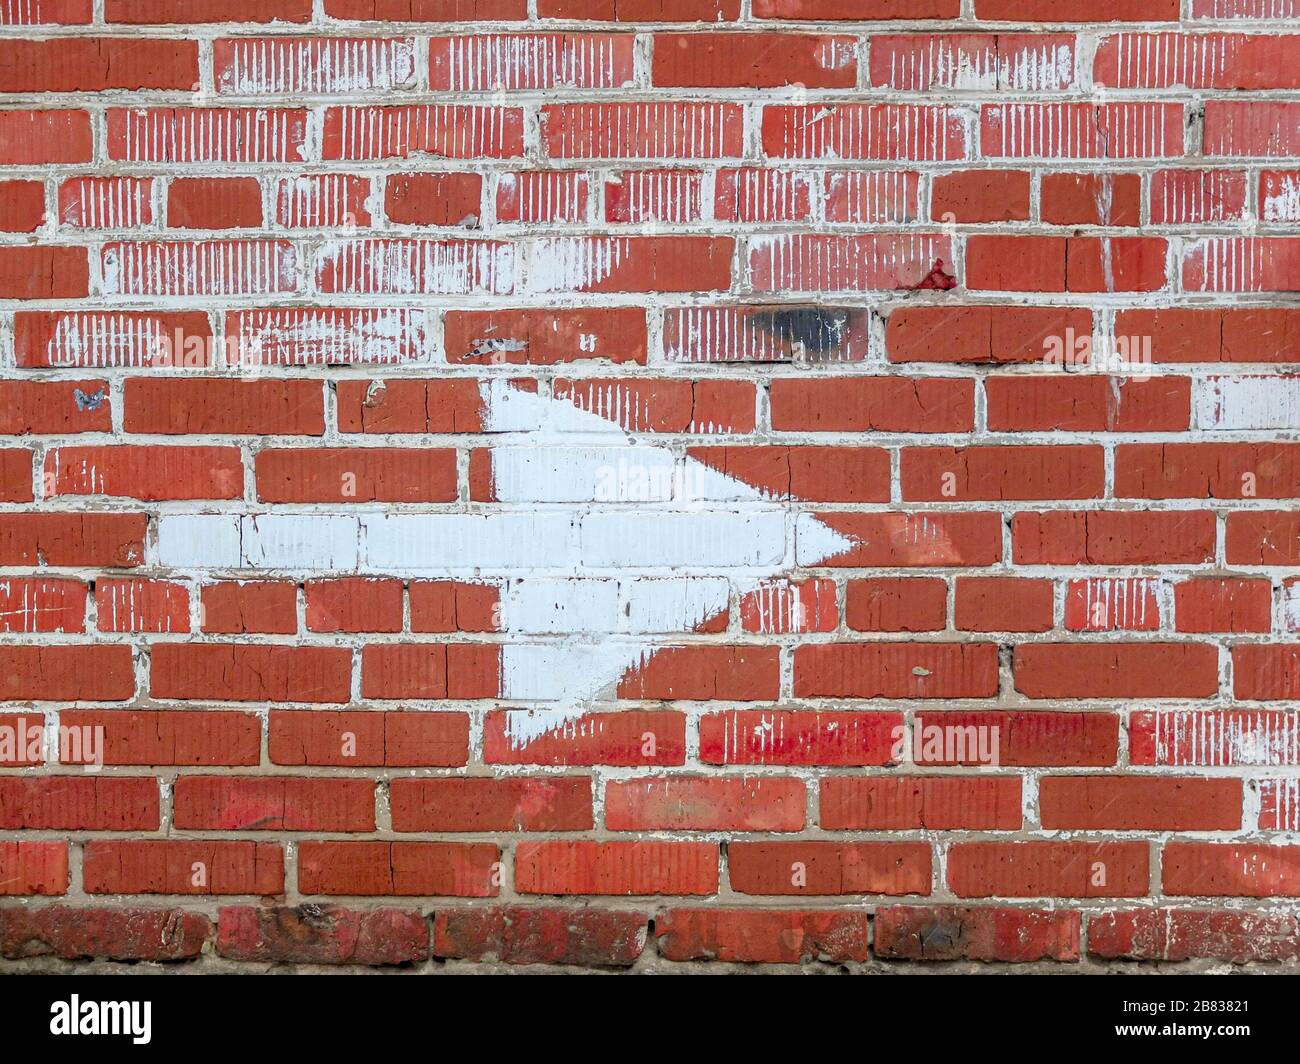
0 2 1298 976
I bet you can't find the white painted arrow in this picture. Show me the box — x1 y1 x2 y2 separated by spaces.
157 379 854 746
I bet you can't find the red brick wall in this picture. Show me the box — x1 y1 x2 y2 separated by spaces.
0 0 1298 972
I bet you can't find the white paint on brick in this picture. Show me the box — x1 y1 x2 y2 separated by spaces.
217 38 418 95
102 241 296 298
157 515 242 568
1263 173 1300 222
229 308 428 366
363 513 577 570
431 34 631 91
1194 376 1300 430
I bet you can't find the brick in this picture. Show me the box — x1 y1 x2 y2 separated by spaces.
0 907 210 962
715 169 811 223
257 448 457 503
1151 169 1249 224
954 577 1053 633
967 236 1167 292
124 379 323 435
322 105 524 160
739 579 837 634
605 776 805 831
982 103 1182 159
218 905 427 966
820 777 1021 830
1013 510 1216 565
0 777 158 830
973 0 1176 17
168 177 263 229
809 512 1003 568
0 843 67 896
0 0 91 22
825 170 920 223
901 445 1106 501
1233 644 1300 701
663 305 871 363
1175 578 1272 633
750 234 953 292
1116 442 1300 498
1088 909 1300 964
652 33 856 88
1227 511 1300 565
763 104 965 160
0 180 46 232
541 0 735 16
60 709 261 766
655 909 869 964
385 172 482 226
617 646 778 700
83 841 283 895
605 169 701 223
1041 172 1141 226
887 305 1093 364
430 34 632 91
0 247 88 299
0 38 197 92
728 842 930 896
515 841 717 895
201 581 297 634
306 578 403 633
445 309 645 365
795 643 999 699
409 581 499 632
216 37 417 95
1065 577 1160 632
0 645 133 701
173 777 375 831
699 710 901 767
875 907 1079 962
46 446 243 501
151 644 352 703
1014 643 1219 699
770 377 972 433
270 710 469 768
14 311 210 369
949 842 1149 898
0 514 145 568
689 445 890 502
298 841 498 897
1040 777 1241 830
932 169 1031 223
1204 101 1300 157
906 712 1120 767
328 0 524 16
1163 844 1300 897
106 0 311 19
845 578 947 632
361 644 500 699
102 240 297 297
871 34 1073 91
95 578 189 633
500 171 588 223
755 0 954 13
985 376 1190 432
277 175 371 228
0 110 91 163
0 579 86 633
559 379 754 433
434 907 646 967
0 380 110 435
108 109 307 163
484 709 685 766
392 777 592 832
